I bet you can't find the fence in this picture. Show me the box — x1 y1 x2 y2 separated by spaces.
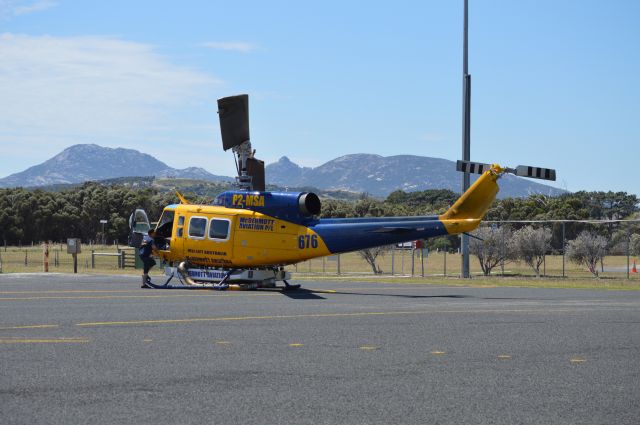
0 219 638 280
0 243 138 274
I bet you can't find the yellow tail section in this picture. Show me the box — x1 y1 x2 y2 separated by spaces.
438 165 503 235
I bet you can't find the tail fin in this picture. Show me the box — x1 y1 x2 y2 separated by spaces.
439 165 503 234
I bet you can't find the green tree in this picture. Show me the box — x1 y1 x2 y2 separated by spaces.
469 226 513 276
630 234 640 257
358 246 391 274
510 226 552 277
566 231 608 277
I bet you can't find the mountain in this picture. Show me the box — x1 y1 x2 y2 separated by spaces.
0 144 232 188
0 144 565 198
266 154 566 199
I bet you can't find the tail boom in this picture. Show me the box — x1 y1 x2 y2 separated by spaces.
438 165 502 235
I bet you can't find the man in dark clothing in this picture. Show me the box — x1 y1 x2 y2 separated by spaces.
139 229 157 288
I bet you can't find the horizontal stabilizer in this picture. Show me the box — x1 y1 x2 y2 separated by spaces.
514 165 556 181
456 160 491 175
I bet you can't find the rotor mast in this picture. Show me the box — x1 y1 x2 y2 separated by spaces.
217 94 265 192
233 141 254 191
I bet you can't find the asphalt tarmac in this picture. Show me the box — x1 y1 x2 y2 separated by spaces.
1 273 639 425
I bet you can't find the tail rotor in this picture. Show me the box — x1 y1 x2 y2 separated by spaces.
456 160 556 181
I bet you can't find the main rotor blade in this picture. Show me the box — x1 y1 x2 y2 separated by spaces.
217 94 250 151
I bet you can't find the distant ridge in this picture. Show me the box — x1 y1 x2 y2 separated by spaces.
0 144 565 198
266 154 566 199
0 144 232 188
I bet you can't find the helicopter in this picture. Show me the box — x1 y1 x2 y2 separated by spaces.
128 94 556 290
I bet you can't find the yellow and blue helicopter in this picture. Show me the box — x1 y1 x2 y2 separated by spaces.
129 94 555 290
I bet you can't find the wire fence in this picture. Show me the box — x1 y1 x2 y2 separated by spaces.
0 243 138 274
0 219 638 280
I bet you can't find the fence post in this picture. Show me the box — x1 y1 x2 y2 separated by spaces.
501 224 505 276
91 250 95 269
24 250 27 266
322 256 326 275
120 251 125 269
627 228 630 280
391 245 395 276
0 252 3 273
337 254 341 275
411 249 415 276
43 242 49 273
444 250 447 276
562 222 566 278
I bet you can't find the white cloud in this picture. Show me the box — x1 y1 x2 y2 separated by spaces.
14 0 56 15
201 41 257 53
0 33 220 142
0 0 56 18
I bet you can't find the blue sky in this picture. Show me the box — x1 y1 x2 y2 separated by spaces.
0 0 638 194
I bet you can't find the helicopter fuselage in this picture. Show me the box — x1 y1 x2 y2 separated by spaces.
151 169 499 269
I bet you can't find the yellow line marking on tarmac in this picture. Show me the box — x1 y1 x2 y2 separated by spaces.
215 340 232 345
497 354 512 360
570 357 586 363
288 343 304 347
0 293 279 301
0 338 89 344
431 351 446 355
0 324 59 330
359 345 379 350
75 307 578 328
143 338 153 342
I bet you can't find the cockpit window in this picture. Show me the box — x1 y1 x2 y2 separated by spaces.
188 217 207 239
155 210 175 238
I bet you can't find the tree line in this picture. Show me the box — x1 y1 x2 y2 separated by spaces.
0 182 637 247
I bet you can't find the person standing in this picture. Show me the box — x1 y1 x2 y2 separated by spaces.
139 229 157 288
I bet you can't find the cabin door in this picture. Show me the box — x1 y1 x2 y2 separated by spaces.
128 209 150 248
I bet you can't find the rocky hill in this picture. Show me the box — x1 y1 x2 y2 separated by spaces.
266 154 565 198
0 144 564 198
0 144 232 188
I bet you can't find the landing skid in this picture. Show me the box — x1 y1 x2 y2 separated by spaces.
283 280 301 291
143 266 296 291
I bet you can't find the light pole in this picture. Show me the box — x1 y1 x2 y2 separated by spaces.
461 0 471 278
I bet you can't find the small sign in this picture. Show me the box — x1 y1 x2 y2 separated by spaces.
100 219 108 224
67 238 82 254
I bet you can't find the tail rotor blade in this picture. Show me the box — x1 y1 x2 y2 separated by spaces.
456 160 492 175
514 165 556 181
